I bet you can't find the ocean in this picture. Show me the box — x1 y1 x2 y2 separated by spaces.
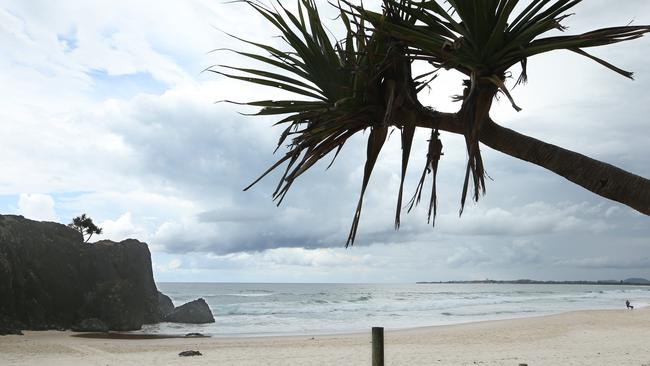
141 282 650 337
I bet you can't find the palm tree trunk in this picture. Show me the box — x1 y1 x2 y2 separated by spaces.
415 110 650 215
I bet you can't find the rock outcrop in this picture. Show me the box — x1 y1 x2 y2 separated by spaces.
0 215 165 333
178 350 203 357
164 298 215 324
158 291 175 318
71 318 109 333
0 314 23 335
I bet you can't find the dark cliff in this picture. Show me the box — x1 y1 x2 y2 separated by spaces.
0 215 162 333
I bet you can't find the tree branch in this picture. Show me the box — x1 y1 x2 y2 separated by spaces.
414 110 650 215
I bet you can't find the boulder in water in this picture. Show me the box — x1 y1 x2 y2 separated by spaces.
164 298 214 324
185 332 207 338
158 291 175 318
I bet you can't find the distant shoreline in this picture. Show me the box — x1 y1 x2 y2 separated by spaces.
416 279 650 286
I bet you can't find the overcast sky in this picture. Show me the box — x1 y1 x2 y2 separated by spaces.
1 0 649 283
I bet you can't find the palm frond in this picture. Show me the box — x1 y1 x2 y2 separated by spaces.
221 0 424 246
220 0 650 246
360 0 650 213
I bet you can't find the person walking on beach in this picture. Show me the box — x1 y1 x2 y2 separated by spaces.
626 300 634 309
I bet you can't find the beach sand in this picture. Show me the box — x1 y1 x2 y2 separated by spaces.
1 308 649 366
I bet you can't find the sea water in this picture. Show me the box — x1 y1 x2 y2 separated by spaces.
140 283 650 337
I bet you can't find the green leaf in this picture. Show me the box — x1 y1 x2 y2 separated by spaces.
395 122 416 229
346 125 388 247
212 70 327 101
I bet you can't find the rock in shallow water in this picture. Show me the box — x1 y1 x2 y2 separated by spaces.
158 291 175 318
185 332 207 337
164 298 215 324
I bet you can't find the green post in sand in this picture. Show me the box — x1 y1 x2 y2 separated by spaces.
372 327 384 366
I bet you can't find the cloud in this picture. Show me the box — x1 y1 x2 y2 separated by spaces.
1 0 650 282
435 201 616 237
17 193 57 222
156 258 182 272
99 212 145 242
197 208 270 223
502 240 542 265
555 257 650 270
446 240 542 269
261 247 371 268
446 246 492 268
40 84 646 258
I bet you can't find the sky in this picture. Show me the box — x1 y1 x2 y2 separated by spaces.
1 0 649 283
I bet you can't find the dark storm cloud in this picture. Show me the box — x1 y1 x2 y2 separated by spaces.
101 81 650 257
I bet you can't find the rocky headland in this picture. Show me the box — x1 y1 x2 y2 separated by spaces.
0 214 213 335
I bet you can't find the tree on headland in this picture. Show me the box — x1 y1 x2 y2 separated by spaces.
214 0 650 246
68 214 103 243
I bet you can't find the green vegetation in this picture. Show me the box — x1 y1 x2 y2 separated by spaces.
68 214 103 243
215 0 650 245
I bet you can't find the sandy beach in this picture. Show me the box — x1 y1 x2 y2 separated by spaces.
1 308 649 366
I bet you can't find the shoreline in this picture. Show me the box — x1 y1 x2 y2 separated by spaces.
133 302 649 339
2 307 649 365
154 282 650 337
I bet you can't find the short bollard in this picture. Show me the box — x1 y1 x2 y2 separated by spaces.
372 327 384 366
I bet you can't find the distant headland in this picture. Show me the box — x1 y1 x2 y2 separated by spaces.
417 278 650 286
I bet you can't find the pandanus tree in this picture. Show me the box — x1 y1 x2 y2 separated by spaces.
213 0 650 246
68 214 103 243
